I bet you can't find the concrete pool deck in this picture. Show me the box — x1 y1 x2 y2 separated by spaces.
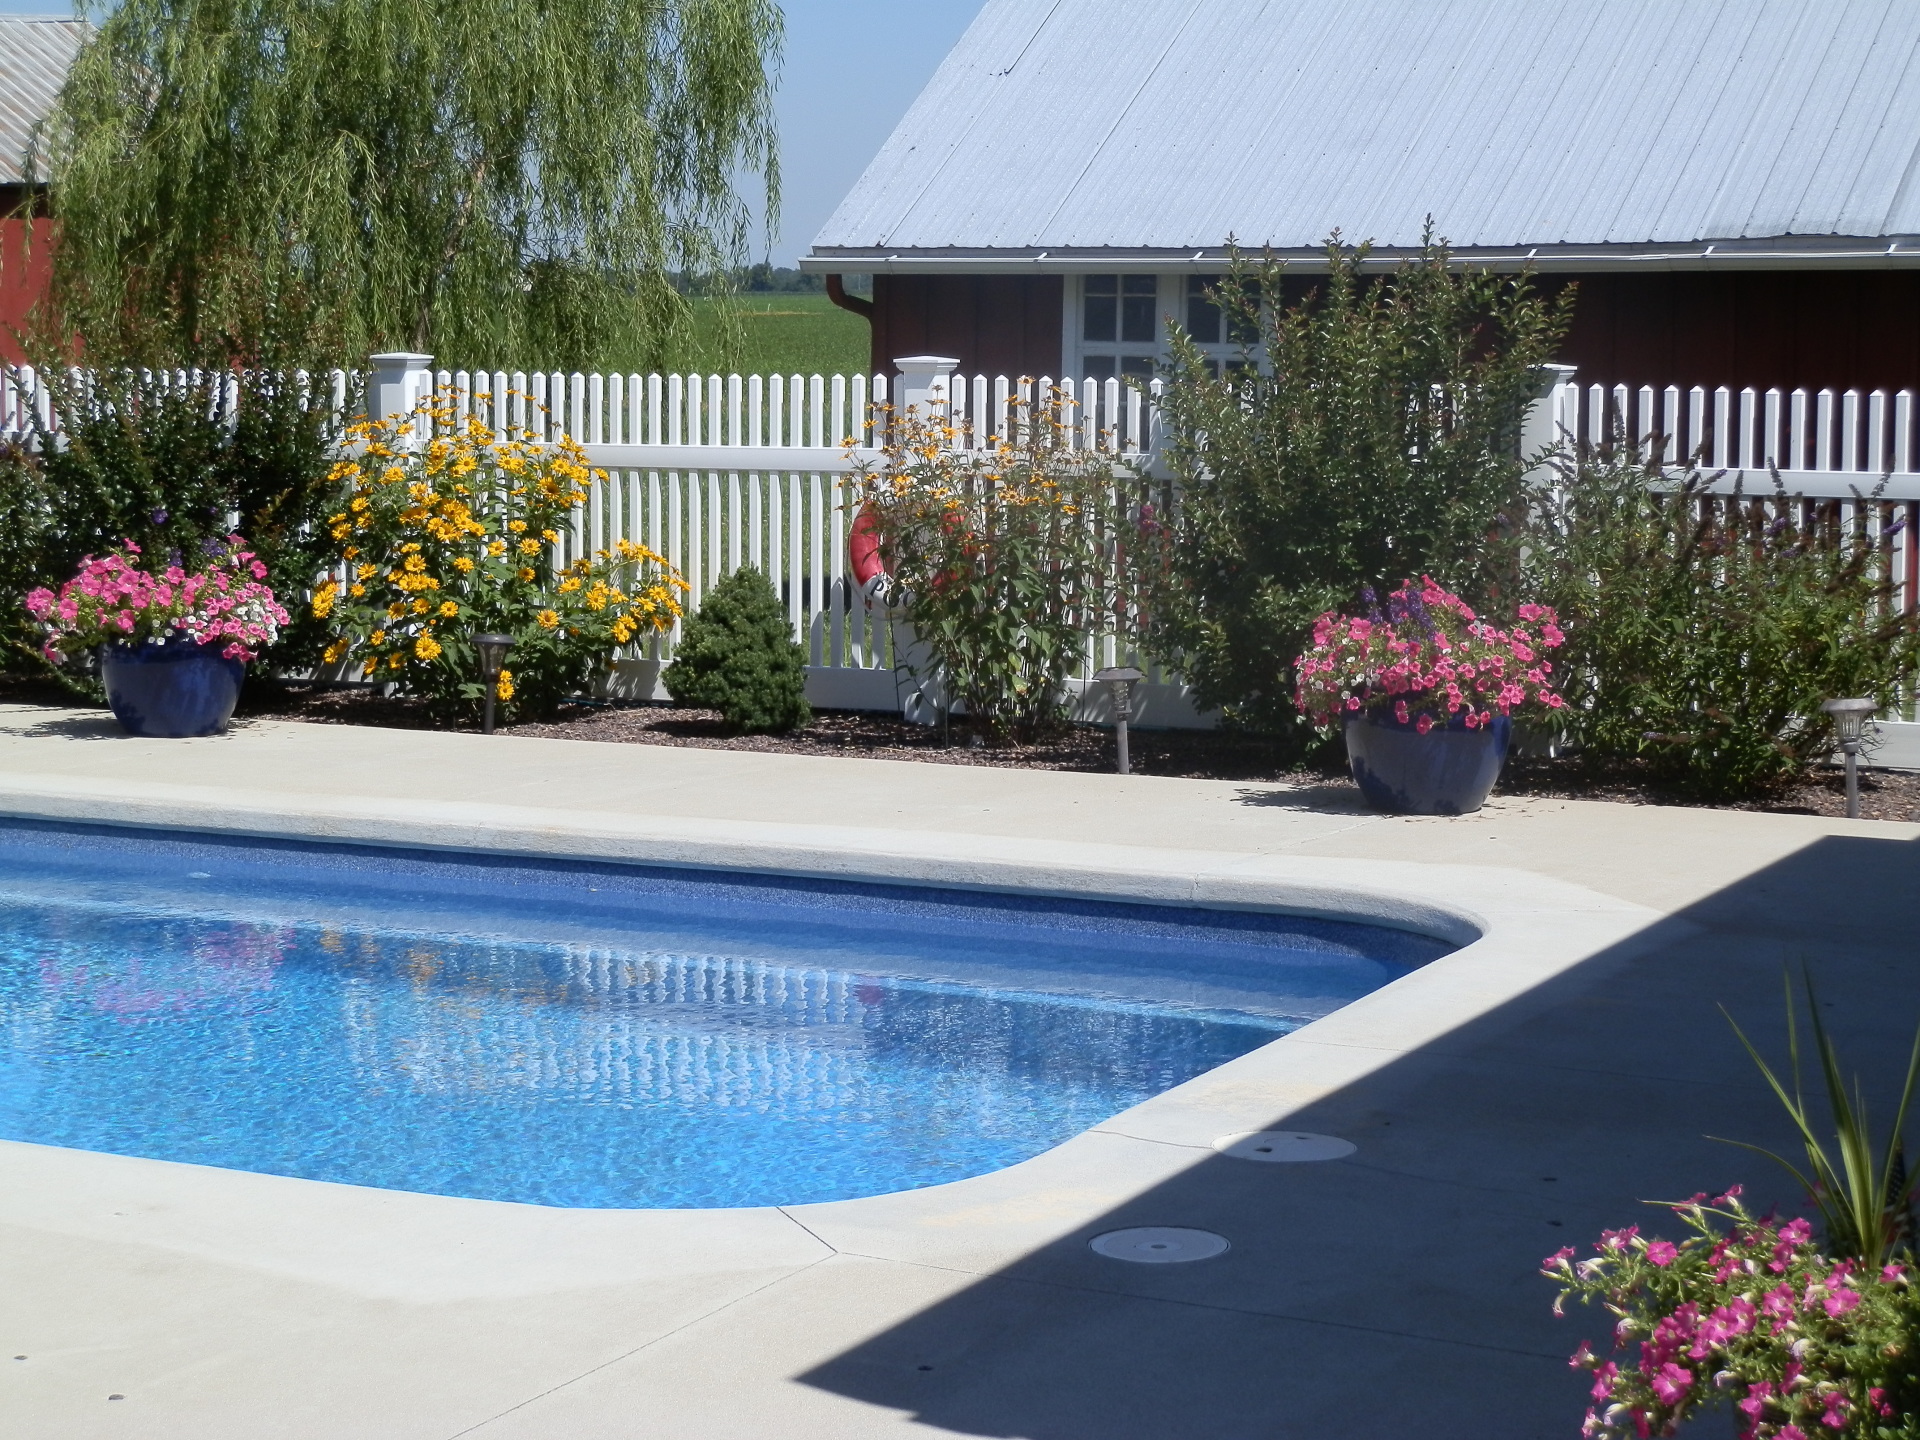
0 704 1916 1438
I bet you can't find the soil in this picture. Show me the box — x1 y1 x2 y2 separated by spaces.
8 674 1917 823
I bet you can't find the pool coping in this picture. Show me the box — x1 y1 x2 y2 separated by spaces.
0 771 1664 1305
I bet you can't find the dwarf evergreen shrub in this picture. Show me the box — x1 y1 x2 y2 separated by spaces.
662 565 810 732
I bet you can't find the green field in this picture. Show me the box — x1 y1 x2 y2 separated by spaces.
659 293 872 379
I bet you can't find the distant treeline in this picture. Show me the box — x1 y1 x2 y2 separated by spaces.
675 265 871 297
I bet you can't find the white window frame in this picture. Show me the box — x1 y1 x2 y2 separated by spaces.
1063 272 1257 380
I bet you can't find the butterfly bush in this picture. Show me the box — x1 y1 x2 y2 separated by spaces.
1545 1190 1920 1439
853 396 1134 741
1292 576 1569 732
25 538 289 663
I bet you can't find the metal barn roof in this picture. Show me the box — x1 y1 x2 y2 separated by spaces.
805 0 1920 272
0 17 85 187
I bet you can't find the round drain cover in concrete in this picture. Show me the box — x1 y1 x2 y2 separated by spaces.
1089 1227 1230 1263
1213 1131 1357 1163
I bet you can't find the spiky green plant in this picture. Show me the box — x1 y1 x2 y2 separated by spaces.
1717 970 1920 1271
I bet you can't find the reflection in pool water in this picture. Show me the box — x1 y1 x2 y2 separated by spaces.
0 821 1451 1207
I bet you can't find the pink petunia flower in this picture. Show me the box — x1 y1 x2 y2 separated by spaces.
1650 1362 1692 1404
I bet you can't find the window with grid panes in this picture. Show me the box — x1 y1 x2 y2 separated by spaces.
1078 275 1160 381
1183 275 1261 377
1071 274 1259 383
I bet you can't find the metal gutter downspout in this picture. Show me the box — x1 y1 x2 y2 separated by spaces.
825 274 874 320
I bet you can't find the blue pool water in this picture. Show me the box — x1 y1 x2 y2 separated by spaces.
0 820 1451 1208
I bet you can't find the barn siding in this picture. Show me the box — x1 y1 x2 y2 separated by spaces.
1552 271 1920 394
871 269 1920 397
0 213 52 365
869 274 1062 381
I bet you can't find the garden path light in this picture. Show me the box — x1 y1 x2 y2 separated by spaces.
1092 666 1144 774
474 633 515 735
1820 697 1876 819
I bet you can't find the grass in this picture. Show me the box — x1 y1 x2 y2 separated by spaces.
613 293 871 380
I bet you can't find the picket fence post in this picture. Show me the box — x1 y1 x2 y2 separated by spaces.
893 356 960 422
368 352 435 444
1521 362 1578 481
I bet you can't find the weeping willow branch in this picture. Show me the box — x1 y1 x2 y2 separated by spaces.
29 0 782 369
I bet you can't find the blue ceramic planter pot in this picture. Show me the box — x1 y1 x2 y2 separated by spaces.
100 638 246 738
1343 710 1511 816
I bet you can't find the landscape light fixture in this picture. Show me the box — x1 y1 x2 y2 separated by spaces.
1820 696 1876 819
1092 666 1146 775
473 633 516 735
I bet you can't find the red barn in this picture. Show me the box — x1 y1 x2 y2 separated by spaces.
801 0 1920 396
0 18 85 365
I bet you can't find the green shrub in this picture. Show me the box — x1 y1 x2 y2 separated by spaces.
0 360 348 682
662 565 810 733
1146 236 1570 740
1518 445 1920 800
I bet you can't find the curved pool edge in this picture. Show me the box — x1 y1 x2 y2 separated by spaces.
0 775 1663 1302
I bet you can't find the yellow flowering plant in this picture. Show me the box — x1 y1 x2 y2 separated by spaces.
854 397 1137 741
311 394 685 721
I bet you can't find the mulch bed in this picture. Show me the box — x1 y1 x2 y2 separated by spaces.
8 674 1918 823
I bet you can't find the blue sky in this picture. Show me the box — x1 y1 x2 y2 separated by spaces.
0 0 987 267
765 1 984 264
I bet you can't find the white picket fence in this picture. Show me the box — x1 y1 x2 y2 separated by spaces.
1546 375 1920 611
364 360 1180 720
1548 375 1920 736
9 358 1920 740
412 365 1164 455
1549 376 1920 496
0 356 1183 721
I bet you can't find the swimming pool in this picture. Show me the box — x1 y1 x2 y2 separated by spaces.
0 820 1451 1208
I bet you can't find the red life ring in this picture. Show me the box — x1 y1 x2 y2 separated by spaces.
850 504 978 604
849 502 889 594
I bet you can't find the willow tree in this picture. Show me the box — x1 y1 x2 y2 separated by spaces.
31 0 781 367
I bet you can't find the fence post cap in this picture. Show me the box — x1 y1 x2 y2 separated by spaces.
892 356 960 375
367 353 436 442
1530 361 1579 394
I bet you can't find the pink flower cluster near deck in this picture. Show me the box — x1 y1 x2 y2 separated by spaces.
26 538 289 663
1293 576 1568 731
1545 1190 1912 1439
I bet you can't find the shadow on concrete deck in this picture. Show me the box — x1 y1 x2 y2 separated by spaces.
798 833 1920 1439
